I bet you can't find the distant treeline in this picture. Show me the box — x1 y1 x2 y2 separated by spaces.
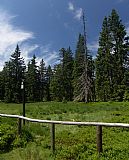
0 9 129 103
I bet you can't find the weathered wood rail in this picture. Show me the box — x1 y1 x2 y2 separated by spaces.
1 113 129 154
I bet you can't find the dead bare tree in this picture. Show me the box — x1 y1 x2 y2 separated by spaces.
74 12 92 103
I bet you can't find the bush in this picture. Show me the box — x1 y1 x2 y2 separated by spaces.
0 124 33 153
0 124 15 153
13 127 33 148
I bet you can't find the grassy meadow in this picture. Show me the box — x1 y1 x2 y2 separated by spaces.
1 101 129 159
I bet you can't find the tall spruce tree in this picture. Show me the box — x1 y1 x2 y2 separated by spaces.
96 17 113 101
109 9 127 101
123 36 129 101
96 9 128 101
39 59 46 101
45 65 53 101
50 47 73 101
0 71 5 100
73 34 85 80
4 45 25 102
73 34 85 99
26 55 40 102
3 61 13 102
60 47 74 101
50 64 63 101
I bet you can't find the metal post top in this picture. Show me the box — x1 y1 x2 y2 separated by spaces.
21 81 24 89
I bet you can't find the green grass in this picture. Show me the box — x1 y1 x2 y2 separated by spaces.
1 101 129 159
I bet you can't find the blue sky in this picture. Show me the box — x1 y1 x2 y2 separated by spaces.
0 0 129 70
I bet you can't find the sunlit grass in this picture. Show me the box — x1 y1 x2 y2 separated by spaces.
1 101 129 159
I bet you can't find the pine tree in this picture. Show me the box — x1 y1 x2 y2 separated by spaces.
108 9 127 101
96 10 128 101
0 71 5 100
45 65 53 101
26 55 40 102
50 47 74 101
123 36 129 101
50 64 63 101
3 61 13 102
3 45 25 102
87 55 96 101
10 44 25 102
60 47 74 101
73 34 85 80
39 59 46 101
96 17 112 101
73 34 85 99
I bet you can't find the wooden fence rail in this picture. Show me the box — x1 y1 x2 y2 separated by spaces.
1 113 129 154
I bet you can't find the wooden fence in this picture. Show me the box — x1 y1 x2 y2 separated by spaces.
1 113 129 154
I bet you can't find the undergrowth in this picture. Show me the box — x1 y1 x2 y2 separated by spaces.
1 102 129 159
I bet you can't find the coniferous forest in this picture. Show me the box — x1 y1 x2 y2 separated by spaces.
0 9 129 103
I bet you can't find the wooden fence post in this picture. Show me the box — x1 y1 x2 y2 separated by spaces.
97 125 102 154
18 118 22 135
51 123 55 153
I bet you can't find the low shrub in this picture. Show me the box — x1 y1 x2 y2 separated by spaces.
13 127 33 148
0 124 33 153
0 124 15 153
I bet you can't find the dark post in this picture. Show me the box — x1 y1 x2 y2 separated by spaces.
18 118 22 135
21 80 25 125
51 123 55 153
97 125 102 154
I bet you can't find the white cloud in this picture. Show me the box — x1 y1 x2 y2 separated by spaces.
21 43 39 64
88 41 99 52
0 9 59 70
126 26 129 36
68 2 74 11
21 43 59 68
74 8 83 20
40 45 59 66
0 9 34 70
68 2 83 21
